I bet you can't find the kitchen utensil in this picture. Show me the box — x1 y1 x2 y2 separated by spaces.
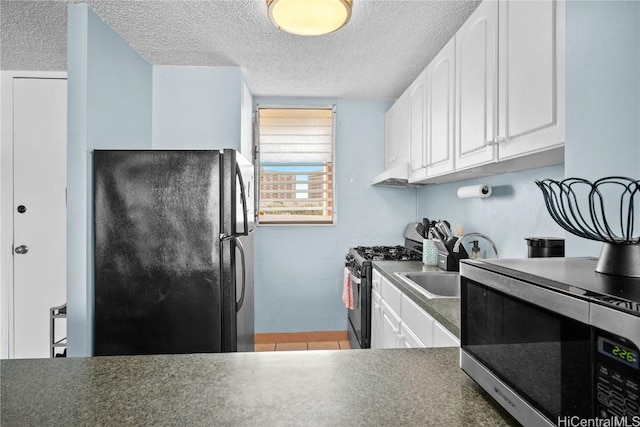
435 220 453 241
536 176 640 277
422 218 430 232
416 223 426 239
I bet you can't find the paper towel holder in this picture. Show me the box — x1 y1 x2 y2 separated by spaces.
457 184 492 199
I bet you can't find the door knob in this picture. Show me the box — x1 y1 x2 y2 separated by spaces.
14 245 28 255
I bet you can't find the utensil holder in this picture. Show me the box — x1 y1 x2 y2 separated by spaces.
423 239 439 266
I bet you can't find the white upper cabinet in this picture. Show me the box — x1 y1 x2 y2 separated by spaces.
408 69 428 180
385 90 409 169
455 0 498 171
379 0 565 187
426 37 456 178
497 0 565 160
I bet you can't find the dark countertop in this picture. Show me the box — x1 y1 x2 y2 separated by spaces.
373 261 461 338
1 348 517 426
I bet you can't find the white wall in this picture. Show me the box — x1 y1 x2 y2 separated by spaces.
67 4 152 356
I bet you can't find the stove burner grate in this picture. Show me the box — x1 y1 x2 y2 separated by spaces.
355 245 421 261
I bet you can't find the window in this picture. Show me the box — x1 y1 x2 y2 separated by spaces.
256 107 335 225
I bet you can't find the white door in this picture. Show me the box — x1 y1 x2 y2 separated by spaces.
370 288 382 349
408 69 427 176
380 299 401 349
455 0 498 170
385 92 409 169
426 37 456 177
497 0 565 159
11 77 67 358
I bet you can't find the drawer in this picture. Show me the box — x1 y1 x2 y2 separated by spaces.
372 268 382 293
433 321 460 347
400 322 426 348
401 294 434 347
381 276 402 314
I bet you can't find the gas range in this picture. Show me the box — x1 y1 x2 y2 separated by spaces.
345 246 421 286
344 242 422 350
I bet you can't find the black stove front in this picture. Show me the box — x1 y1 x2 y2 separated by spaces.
345 245 421 349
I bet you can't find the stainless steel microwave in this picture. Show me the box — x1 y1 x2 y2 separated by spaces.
460 258 640 427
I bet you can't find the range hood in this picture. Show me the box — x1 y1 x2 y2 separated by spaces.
370 163 412 187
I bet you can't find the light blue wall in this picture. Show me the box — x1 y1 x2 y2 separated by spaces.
152 66 242 150
254 97 416 333
67 4 152 356
417 165 566 259
564 0 640 256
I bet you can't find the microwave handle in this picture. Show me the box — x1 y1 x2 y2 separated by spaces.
460 263 590 324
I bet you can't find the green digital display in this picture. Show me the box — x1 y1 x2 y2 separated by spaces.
599 337 639 369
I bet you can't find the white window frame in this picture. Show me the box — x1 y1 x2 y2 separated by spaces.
254 105 337 226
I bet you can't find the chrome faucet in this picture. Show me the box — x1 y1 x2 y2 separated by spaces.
452 232 499 258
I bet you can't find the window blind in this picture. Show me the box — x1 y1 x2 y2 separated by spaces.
257 108 334 225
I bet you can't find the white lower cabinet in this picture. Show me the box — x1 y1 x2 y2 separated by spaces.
401 294 434 346
376 273 459 349
371 288 382 349
433 321 460 347
400 323 426 348
381 299 402 349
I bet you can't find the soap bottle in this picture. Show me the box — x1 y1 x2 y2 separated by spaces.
470 240 482 259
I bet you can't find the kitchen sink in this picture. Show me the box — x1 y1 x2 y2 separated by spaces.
394 271 460 299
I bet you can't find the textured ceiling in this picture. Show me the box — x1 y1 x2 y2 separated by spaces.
1 0 481 99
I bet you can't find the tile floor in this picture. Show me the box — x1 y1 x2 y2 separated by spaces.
255 340 351 352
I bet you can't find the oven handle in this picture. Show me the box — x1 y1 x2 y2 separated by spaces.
460 262 590 324
349 273 361 285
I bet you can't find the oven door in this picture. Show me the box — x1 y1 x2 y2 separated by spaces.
460 264 593 425
347 269 370 349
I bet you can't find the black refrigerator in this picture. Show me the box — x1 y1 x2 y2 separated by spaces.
93 149 255 356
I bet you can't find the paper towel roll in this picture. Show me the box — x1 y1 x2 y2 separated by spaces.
457 184 492 199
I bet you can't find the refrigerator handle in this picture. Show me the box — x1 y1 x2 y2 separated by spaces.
235 163 249 237
234 237 246 312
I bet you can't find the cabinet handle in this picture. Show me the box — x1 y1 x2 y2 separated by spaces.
496 136 507 144
483 139 495 147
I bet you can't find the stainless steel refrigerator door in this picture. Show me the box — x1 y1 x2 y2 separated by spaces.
221 150 255 352
93 150 223 356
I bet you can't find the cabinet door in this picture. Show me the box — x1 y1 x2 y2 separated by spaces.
409 68 427 179
400 323 426 348
497 0 565 159
426 37 456 177
380 276 402 315
433 321 460 347
371 288 382 349
455 0 498 170
387 91 409 168
401 294 434 347
372 268 382 294
380 299 402 349
384 104 395 169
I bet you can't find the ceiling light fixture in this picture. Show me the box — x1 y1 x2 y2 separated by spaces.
267 0 352 36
